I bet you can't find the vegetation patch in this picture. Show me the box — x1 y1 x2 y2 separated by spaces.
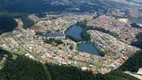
131 32 142 48
44 38 63 46
0 16 17 34
0 48 141 80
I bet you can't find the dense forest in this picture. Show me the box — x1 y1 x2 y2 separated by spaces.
80 29 91 41
44 38 63 45
20 16 35 29
0 0 106 13
47 50 142 80
0 48 51 80
47 64 138 80
0 0 70 13
0 15 17 34
119 50 142 72
0 48 141 80
131 32 142 48
0 13 35 34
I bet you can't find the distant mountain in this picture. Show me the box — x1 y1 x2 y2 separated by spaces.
0 0 142 14
0 0 133 13
0 0 142 34
0 0 70 13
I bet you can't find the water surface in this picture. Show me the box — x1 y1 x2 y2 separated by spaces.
78 43 101 56
66 25 83 40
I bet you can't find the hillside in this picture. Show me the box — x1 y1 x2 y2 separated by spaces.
0 48 140 80
0 15 17 34
1 0 141 13
0 0 142 80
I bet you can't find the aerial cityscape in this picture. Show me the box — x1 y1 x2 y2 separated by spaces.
0 0 142 80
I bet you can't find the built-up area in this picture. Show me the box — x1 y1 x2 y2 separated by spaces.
87 15 142 44
0 13 141 74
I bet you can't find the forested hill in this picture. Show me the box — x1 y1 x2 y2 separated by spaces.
0 13 35 34
0 0 70 13
131 32 142 48
0 0 107 13
0 48 141 80
0 16 17 34
0 0 68 34
0 0 142 14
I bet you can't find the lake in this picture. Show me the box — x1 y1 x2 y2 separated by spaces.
78 43 101 56
65 25 83 40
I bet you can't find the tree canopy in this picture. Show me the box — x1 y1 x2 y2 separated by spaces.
0 16 17 34
0 48 141 80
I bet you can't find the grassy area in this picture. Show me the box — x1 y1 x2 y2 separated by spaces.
12 54 17 60
34 25 41 29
